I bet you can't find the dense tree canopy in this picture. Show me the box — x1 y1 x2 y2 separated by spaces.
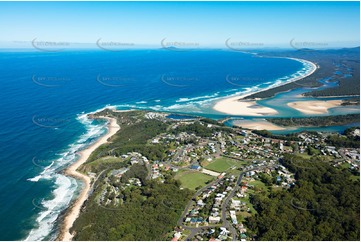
267 114 359 127
72 177 193 240
246 154 360 241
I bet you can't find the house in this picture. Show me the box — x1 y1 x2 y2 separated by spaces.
240 186 247 193
212 207 219 212
130 158 139 165
190 218 198 223
230 210 238 224
231 199 241 210
219 227 229 236
236 193 245 198
173 232 182 240
208 216 221 223
191 165 201 170
197 199 205 207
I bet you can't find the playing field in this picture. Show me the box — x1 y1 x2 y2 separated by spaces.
175 171 214 190
205 157 247 172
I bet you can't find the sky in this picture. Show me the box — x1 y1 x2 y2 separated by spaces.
0 1 359 48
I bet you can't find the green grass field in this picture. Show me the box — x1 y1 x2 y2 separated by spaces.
295 153 312 159
175 171 214 190
205 157 248 172
248 180 268 193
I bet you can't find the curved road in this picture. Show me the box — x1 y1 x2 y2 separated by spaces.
179 165 274 240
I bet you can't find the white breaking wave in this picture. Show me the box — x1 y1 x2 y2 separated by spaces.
147 59 316 114
135 101 147 104
175 93 220 103
25 111 108 241
26 175 77 241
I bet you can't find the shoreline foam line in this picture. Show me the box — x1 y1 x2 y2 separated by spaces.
57 116 120 241
213 58 318 116
25 113 110 241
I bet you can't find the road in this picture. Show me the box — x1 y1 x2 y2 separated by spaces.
221 174 243 240
220 165 274 240
177 160 274 240
177 176 224 240
177 177 222 227
184 165 273 240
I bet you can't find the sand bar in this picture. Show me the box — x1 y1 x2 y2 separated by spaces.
59 116 120 241
233 119 286 131
213 96 278 116
287 100 343 114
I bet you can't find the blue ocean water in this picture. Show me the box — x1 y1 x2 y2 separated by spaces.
0 49 356 240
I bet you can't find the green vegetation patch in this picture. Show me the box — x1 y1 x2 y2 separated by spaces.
79 156 126 174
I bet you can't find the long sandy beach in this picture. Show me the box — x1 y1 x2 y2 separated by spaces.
213 58 318 116
58 117 120 241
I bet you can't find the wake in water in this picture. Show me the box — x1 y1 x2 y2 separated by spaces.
25 112 109 241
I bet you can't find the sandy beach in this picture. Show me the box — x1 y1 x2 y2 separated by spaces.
233 119 286 130
58 117 120 241
287 100 343 114
213 58 317 116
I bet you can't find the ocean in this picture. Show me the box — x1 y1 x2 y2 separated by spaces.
0 49 357 240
